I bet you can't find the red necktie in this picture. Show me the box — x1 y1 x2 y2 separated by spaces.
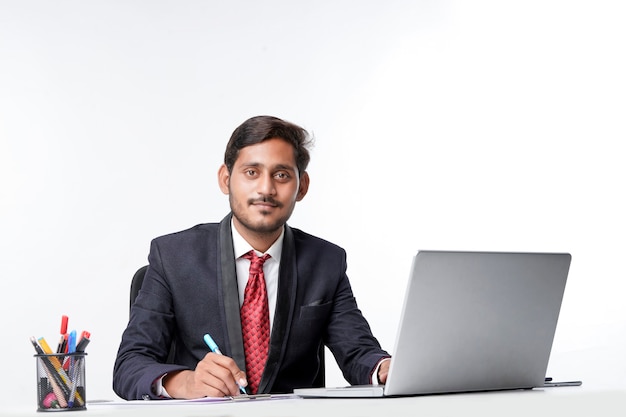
240 250 271 394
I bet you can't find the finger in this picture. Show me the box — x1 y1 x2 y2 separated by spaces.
205 352 248 391
192 364 234 397
234 370 248 391
198 353 246 396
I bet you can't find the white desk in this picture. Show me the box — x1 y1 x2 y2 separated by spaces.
4 388 625 416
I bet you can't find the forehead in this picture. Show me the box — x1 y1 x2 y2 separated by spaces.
235 138 297 169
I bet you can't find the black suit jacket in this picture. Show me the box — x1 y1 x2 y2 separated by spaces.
113 214 389 400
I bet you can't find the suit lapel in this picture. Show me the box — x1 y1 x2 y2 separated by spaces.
219 214 247 372
219 215 298 393
258 224 297 393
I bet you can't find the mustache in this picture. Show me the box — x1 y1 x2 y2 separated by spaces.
248 197 282 208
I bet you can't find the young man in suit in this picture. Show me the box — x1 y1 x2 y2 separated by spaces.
113 115 391 400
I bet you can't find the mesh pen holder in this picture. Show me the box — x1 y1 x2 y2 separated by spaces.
35 353 87 412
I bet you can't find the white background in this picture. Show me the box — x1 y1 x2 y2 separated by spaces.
1 0 624 407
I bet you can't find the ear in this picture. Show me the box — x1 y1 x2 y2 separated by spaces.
217 164 230 195
296 171 310 201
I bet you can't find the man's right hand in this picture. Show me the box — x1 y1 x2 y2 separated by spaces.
163 352 248 399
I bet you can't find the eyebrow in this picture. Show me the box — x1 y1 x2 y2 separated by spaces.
240 162 297 172
274 163 297 172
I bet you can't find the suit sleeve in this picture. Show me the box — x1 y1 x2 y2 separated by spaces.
324 250 390 385
112 239 189 400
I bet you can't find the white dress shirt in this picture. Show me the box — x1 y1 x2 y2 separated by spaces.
231 220 283 334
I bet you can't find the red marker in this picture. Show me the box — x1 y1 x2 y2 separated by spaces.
76 336 91 352
60 315 69 335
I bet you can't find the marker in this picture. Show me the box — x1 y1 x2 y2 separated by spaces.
63 331 76 372
60 315 69 335
203 333 247 395
67 330 77 354
75 336 90 353
59 316 69 354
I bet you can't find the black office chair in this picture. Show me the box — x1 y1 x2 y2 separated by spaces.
129 265 148 311
129 265 325 387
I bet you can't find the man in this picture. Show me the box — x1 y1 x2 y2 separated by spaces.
113 115 390 400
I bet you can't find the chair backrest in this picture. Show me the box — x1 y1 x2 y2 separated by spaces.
129 265 148 311
129 265 325 386
314 344 326 387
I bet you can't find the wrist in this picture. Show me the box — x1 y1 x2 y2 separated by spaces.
162 370 188 399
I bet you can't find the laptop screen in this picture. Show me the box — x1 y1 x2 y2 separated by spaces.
384 251 571 396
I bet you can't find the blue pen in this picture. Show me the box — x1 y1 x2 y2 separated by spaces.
65 329 78 403
203 333 247 395
67 330 77 353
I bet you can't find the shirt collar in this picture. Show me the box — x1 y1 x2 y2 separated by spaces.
231 219 284 263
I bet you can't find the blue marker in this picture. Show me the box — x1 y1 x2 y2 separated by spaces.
66 329 79 404
203 333 247 395
68 330 77 353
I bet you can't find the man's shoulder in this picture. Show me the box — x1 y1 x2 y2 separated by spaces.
289 226 344 253
152 222 220 243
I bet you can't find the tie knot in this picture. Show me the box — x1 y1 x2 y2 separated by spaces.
242 250 271 274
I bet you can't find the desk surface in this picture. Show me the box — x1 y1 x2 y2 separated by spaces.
5 388 625 417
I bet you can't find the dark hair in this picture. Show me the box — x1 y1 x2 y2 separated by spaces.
224 115 313 177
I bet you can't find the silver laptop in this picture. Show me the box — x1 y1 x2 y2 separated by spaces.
295 250 572 397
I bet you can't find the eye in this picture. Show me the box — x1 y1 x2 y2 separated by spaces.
274 172 290 181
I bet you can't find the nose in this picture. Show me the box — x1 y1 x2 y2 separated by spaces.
257 172 276 196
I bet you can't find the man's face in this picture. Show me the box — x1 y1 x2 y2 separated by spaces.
218 137 309 240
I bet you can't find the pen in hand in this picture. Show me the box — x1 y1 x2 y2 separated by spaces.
203 333 247 395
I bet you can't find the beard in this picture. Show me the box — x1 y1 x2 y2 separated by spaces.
229 194 296 236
